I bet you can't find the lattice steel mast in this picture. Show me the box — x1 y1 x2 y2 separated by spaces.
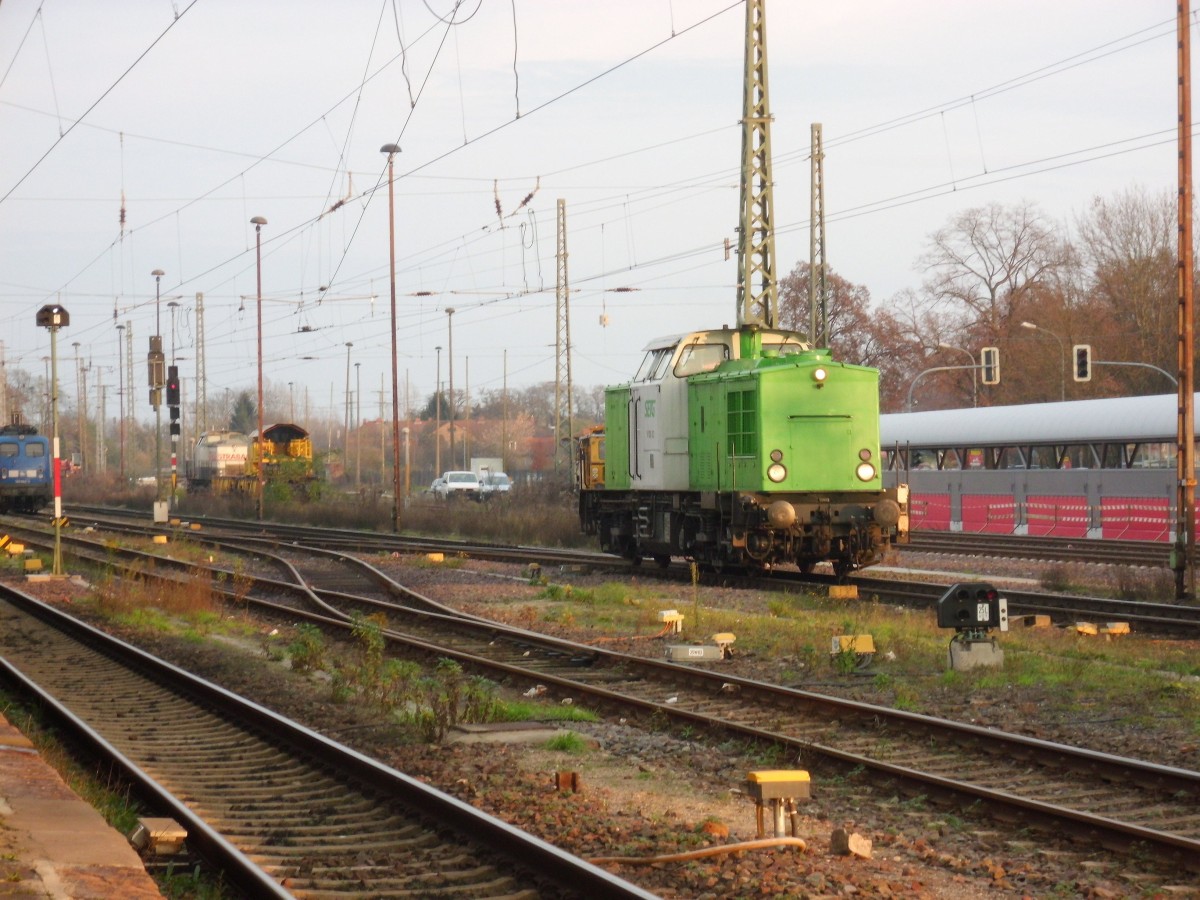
809 122 828 347
736 0 778 328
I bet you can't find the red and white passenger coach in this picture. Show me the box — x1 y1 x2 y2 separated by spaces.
881 393 1198 541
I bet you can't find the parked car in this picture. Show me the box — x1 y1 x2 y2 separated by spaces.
427 477 445 496
479 471 511 499
433 470 481 500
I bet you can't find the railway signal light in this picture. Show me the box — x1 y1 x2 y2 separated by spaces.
166 365 180 406
1073 344 1092 382
936 582 1009 634
980 347 1000 385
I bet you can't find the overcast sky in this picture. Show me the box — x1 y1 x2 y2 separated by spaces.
0 0 1183 425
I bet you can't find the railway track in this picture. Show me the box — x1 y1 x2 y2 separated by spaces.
0 582 656 899
19 509 1200 637
902 530 1173 568
13 520 1200 872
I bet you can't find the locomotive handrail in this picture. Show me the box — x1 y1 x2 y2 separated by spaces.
631 395 641 480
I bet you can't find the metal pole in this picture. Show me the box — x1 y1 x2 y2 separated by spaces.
153 271 163 501
344 342 352 482
1175 0 1196 600
936 344 977 407
49 325 63 575
435 346 442 475
354 361 361 488
446 307 456 469
906 365 977 412
382 143 403 531
116 323 125 479
252 216 267 520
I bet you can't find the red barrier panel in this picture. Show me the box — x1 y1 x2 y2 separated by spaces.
909 493 951 531
961 495 1016 534
1026 496 1089 538
1101 497 1171 542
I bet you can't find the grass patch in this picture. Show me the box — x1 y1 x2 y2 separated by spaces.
496 700 599 723
544 731 588 753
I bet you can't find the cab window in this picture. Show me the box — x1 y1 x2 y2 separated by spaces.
634 347 674 382
0 442 16 458
674 341 728 377
25 442 45 457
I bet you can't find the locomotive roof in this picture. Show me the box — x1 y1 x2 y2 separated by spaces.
252 423 309 442
640 326 809 352
881 393 1196 448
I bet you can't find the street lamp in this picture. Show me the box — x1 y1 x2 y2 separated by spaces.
115 323 125 479
1020 321 1065 401
344 342 353 477
355 361 362 488
936 342 977 407
435 345 442 474
381 142 403 531
251 216 267 520
35 303 69 576
446 307 456 469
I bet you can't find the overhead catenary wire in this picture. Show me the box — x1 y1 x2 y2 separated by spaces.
0 0 201 207
4 5 1182 402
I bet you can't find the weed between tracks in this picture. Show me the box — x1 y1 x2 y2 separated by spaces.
277 612 598 743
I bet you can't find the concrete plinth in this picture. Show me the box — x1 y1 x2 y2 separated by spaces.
948 639 1004 670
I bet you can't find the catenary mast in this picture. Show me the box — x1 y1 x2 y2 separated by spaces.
735 0 778 329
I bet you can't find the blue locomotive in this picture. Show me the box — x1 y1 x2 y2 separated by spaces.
0 423 52 514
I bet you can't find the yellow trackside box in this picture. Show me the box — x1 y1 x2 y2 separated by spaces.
746 770 811 801
831 634 875 654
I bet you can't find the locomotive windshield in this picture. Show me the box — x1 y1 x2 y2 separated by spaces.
0 442 16 457
674 341 729 377
634 346 675 382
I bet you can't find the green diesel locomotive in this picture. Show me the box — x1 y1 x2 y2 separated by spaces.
577 326 907 574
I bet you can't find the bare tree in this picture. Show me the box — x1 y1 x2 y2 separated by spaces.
919 201 1077 342
1076 187 1177 393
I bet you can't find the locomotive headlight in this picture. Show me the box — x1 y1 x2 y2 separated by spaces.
770 449 783 463
858 448 872 461
767 463 787 483
811 367 828 383
855 462 876 482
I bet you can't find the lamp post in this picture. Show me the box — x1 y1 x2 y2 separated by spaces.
936 342 977 407
402 425 410 498
251 216 267 520
1020 321 1065 401
152 269 165 501
446 307 456 469
435 345 442 475
381 142 403 530
167 299 180 505
344 342 353 482
289 381 294 422
115 323 125 479
36 304 69 576
907 365 977 412
354 361 362 488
